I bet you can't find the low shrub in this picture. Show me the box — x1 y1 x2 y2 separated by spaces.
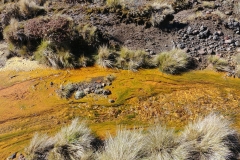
24 16 49 39
43 15 76 44
156 49 190 74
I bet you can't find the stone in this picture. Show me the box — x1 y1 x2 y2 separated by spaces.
225 39 234 44
101 83 106 87
187 26 192 34
233 22 239 27
213 35 219 40
75 91 85 100
192 30 199 35
225 10 232 15
235 41 240 47
108 99 115 103
200 25 207 31
236 47 240 53
84 88 90 94
177 43 185 49
94 89 103 94
206 11 211 14
198 48 206 55
217 31 223 36
207 49 213 54
103 89 111 95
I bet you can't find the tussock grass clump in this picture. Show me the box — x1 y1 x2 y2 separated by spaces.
34 40 77 69
25 133 56 160
180 113 240 160
208 55 229 71
77 24 100 45
97 45 115 68
24 114 240 159
144 125 189 160
26 119 96 160
117 47 152 71
48 118 95 160
150 3 174 27
156 49 190 74
3 18 27 55
97 128 146 160
1 3 20 27
19 0 45 18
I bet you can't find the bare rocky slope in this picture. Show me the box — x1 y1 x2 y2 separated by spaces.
0 0 240 74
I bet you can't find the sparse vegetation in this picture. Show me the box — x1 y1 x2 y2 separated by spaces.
156 49 190 74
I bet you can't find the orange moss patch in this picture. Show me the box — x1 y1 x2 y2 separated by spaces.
0 67 240 158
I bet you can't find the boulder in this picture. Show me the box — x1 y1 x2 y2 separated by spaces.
75 90 85 100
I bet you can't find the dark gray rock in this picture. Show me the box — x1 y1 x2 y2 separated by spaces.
177 43 185 49
103 89 111 95
108 99 115 103
192 30 199 35
200 25 207 32
95 89 103 94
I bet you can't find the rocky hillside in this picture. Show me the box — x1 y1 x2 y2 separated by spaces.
0 0 240 75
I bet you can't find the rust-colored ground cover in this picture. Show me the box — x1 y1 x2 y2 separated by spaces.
0 67 240 158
